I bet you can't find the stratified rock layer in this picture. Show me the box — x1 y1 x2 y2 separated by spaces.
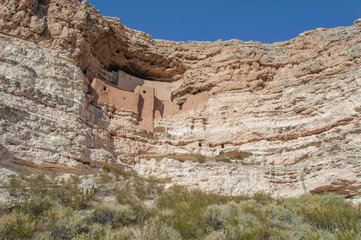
0 33 117 170
1 0 361 198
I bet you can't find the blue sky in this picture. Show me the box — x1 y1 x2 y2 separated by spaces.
87 0 361 43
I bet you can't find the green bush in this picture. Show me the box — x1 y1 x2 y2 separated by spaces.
2 169 361 240
252 192 273 204
90 202 137 228
155 186 241 239
0 201 11 217
6 175 26 197
196 154 206 163
139 220 183 240
47 207 89 240
0 211 35 239
15 196 54 218
5 171 95 210
50 225 74 240
49 176 95 210
204 205 224 230
282 193 361 232
335 230 361 240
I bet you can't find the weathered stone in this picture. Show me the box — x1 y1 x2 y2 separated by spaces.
354 18 361 26
29 16 46 34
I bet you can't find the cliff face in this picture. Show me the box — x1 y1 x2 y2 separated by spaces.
1 0 361 198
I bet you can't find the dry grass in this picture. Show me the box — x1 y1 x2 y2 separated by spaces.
1 168 360 239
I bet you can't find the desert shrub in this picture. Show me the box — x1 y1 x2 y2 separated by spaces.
6 175 26 197
90 202 138 228
205 199 295 240
304 229 335 240
269 204 293 225
115 181 141 205
113 226 136 240
252 192 273 204
203 230 225 240
0 201 11 217
156 192 209 238
196 154 206 163
47 207 89 240
155 186 240 239
115 193 152 226
97 169 114 185
48 175 95 210
282 193 361 232
101 165 138 180
113 178 162 226
62 191 95 210
82 223 136 240
83 223 110 240
10 170 56 197
133 177 163 201
92 206 116 225
14 196 54 218
5 171 95 210
240 224 273 240
334 230 361 240
50 225 74 240
0 211 35 239
218 201 274 240
3 168 361 239
214 156 232 163
221 220 283 240
114 177 163 204
137 219 183 240
31 231 53 240
239 199 273 223
157 186 240 210
204 205 224 230
221 224 243 240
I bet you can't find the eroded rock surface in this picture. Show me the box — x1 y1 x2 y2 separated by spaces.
0 33 118 170
1 0 361 199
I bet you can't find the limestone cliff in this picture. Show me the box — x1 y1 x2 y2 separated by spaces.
1 0 361 199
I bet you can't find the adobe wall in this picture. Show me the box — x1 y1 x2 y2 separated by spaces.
117 71 144 92
91 75 209 133
154 92 210 119
181 92 209 112
143 80 181 101
117 70 181 101
90 78 139 114
135 86 155 133
154 100 179 119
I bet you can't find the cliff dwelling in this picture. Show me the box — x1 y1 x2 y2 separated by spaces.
90 70 209 133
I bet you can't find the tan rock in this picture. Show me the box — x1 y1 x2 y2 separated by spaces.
29 16 45 34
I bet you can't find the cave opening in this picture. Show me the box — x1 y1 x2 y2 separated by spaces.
106 64 156 81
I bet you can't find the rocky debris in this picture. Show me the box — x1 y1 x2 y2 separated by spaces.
1 0 361 199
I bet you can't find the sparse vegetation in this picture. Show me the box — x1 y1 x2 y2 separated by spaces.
0 168 360 239
196 154 206 163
